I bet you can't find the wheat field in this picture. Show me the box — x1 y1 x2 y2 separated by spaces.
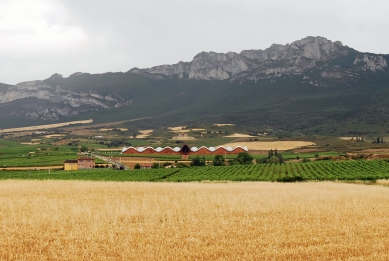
223 141 316 150
1 181 389 260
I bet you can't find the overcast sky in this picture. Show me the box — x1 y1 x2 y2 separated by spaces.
1 0 389 84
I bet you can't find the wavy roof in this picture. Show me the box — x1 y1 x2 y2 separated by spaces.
121 146 248 153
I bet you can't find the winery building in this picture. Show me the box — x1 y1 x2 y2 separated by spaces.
121 145 248 158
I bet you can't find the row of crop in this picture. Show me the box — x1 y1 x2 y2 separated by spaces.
164 160 389 182
0 143 83 167
1 160 389 182
0 168 179 182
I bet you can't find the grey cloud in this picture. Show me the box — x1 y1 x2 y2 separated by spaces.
1 0 389 84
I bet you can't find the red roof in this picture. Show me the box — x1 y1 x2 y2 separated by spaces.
77 158 95 161
141 163 153 167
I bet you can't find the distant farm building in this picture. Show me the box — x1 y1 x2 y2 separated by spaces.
121 145 248 158
172 132 195 140
78 158 95 169
140 163 153 169
97 148 123 154
64 160 78 171
64 158 95 171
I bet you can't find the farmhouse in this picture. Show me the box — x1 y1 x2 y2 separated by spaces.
121 144 248 157
140 163 153 169
78 158 95 169
64 158 95 171
64 160 78 171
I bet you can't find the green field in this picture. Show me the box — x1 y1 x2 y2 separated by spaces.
0 140 104 167
1 160 389 182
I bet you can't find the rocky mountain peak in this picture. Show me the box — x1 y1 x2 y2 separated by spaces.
128 36 356 81
48 73 63 80
69 72 86 77
240 36 344 62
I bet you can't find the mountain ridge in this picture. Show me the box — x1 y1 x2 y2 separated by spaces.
128 36 360 81
1 36 389 135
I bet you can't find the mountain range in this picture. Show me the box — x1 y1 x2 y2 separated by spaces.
1 36 389 136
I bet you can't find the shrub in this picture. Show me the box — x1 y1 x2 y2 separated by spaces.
213 155 225 166
191 156 206 167
176 162 189 168
163 162 173 167
233 152 254 165
80 146 88 152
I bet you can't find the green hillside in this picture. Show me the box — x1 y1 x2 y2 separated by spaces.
1 52 389 136
41 67 389 135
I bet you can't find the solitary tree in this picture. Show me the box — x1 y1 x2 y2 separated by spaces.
213 155 225 166
191 156 206 166
234 152 254 165
80 146 88 152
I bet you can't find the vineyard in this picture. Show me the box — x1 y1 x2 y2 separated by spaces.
1 160 389 182
165 160 389 182
0 140 106 167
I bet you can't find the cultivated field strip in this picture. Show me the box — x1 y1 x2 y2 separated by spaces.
0 119 93 133
222 140 316 150
0 181 389 260
165 160 389 182
1 160 389 182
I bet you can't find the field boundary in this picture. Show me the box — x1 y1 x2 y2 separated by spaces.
0 119 93 133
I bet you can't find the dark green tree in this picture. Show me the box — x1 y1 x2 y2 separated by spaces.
80 146 88 152
277 153 284 164
268 149 274 159
234 152 254 165
213 155 225 166
268 156 279 164
191 156 206 166
151 162 160 169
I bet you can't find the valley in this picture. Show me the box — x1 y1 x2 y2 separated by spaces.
1 36 389 261
2 0 389 258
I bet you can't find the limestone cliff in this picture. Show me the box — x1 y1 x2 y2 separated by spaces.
0 76 130 120
128 36 387 82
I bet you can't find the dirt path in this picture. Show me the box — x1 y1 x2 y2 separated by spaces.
0 166 63 171
0 120 93 133
111 157 191 169
62 117 152 130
